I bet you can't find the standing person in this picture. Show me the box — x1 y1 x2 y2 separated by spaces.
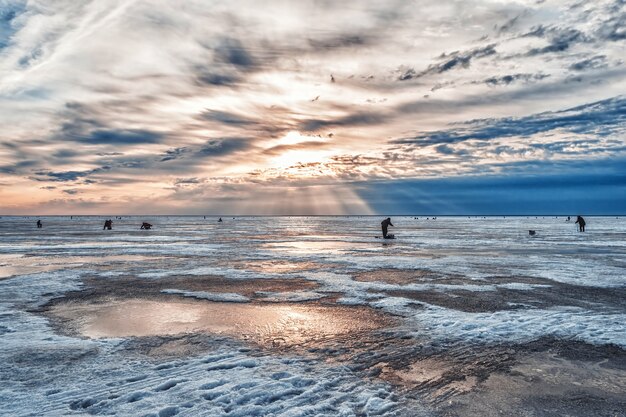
103 219 113 230
575 216 586 232
381 217 394 238
36 220 42 228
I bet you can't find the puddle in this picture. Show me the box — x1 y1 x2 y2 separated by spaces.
265 240 371 254
49 298 390 347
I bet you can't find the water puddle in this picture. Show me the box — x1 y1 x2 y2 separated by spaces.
265 240 371 254
50 298 390 347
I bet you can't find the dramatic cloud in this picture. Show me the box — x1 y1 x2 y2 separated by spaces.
393 96 626 146
0 0 624 214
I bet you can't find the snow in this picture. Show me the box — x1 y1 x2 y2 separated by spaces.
0 215 624 415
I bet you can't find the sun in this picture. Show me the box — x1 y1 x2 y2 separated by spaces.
269 131 335 169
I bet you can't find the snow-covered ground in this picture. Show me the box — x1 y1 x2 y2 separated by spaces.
0 216 624 416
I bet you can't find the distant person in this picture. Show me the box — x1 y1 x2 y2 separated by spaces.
381 217 394 239
528 230 536 236
218 217 223 222
575 216 586 232
567 216 571 222
140 222 152 230
36 220 42 228
103 219 113 230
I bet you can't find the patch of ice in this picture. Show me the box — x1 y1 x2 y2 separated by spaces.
254 291 324 302
497 283 552 290
138 266 275 280
161 289 249 303
409 305 626 348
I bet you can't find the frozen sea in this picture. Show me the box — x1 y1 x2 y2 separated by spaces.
0 216 625 416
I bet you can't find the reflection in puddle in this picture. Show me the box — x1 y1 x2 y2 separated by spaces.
0 254 157 279
50 298 390 346
265 240 370 253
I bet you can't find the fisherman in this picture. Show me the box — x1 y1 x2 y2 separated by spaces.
381 217 394 239
140 222 152 230
575 216 586 232
103 219 113 230
36 220 42 228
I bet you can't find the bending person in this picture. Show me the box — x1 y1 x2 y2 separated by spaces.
381 217 394 238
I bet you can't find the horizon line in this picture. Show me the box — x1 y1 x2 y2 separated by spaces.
1 214 623 217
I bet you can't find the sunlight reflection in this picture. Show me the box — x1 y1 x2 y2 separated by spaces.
50 298 389 347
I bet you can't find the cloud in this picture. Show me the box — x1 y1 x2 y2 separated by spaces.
480 73 550 86
569 55 608 71
71 129 164 144
196 137 252 157
161 147 187 162
55 102 165 144
213 37 255 68
596 9 626 42
32 166 111 182
398 44 497 81
520 25 589 54
1 0 625 214
263 141 329 155
195 71 240 86
199 109 257 126
393 95 626 146
174 177 202 185
307 33 371 50
299 112 385 132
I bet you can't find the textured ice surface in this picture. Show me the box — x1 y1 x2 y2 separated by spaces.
161 289 250 302
0 215 624 415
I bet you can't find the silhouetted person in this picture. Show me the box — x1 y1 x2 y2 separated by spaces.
528 230 536 236
36 220 42 228
218 217 223 222
103 219 113 230
140 222 152 230
381 217 394 238
575 216 586 232
567 216 571 222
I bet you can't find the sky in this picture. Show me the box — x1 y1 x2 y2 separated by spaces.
0 0 625 215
